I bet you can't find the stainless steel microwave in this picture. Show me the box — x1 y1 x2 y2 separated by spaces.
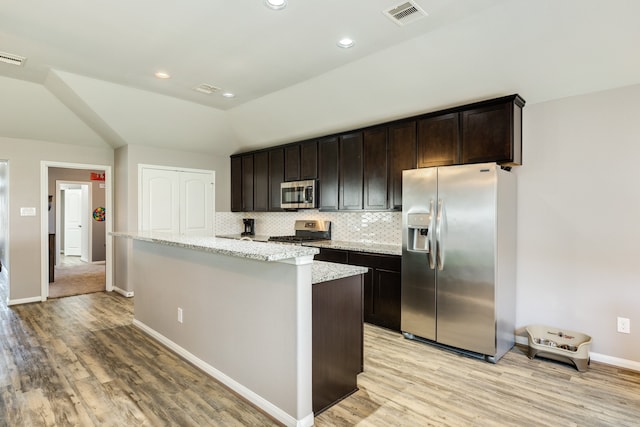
280 180 316 209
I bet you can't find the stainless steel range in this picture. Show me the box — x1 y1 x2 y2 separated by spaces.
268 220 331 243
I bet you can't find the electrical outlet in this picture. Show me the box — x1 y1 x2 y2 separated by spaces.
178 307 183 323
617 317 630 334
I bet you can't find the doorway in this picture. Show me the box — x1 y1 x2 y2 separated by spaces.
49 180 103 298
58 182 90 261
40 162 112 301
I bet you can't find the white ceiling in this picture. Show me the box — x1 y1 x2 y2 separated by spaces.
1 0 640 156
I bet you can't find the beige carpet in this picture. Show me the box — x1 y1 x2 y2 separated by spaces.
49 256 106 298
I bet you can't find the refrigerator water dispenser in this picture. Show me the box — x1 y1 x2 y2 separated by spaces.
407 212 432 252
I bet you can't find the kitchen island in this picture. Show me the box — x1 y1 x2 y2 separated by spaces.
111 232 366 427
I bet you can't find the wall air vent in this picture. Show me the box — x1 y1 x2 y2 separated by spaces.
0 51 27 66
383 1 428 26
193 83 221 95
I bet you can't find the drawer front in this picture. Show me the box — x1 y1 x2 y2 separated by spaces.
315 248 349 264
348 252 401 272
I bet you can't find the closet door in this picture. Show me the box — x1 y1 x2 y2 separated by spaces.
141 168 180 234
180 171 214 235
140 166 214 235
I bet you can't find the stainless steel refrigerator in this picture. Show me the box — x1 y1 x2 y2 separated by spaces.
401 162 516 362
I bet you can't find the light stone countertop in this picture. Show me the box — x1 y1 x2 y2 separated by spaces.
304 239 402 256
312 261 368 284
111 231 318 262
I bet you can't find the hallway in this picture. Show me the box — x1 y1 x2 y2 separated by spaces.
49 255 105 299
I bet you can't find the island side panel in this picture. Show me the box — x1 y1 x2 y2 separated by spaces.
131 239 313 423
312 274 363 414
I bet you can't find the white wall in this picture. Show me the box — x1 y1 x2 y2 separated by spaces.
515 84 640 363
0 161 8 270
0 137 113 302
113 144 229 294
132 239 313 425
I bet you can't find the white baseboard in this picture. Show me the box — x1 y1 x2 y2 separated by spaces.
7 296 42 306
112 286 134 298
589 352 640 372
515 336 639 372
133 319 314 427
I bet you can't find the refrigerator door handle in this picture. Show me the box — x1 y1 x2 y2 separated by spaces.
427 199 435 269
436 199 446 270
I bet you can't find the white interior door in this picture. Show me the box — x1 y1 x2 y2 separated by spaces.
180 171 214 236
64 188 82 256
141 168 180 233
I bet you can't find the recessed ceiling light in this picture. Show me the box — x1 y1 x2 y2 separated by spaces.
154 71 171 79
265 0 287 10
337 37 355 49
222 92 235 98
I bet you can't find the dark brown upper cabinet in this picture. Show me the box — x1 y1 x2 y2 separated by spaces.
301 140 318 180
268 148 284 211
253 151 269 212
284 140 318 181
339 132 364 211
233 147 299 212
363 127 388 210
241 155 254 211
231 156 242 212
318 136 339 211
461 95 524 165
284 145 300 181
388 121 417 210
417 112 460 168
230 94 524 212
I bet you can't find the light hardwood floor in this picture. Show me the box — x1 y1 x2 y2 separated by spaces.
2 272 639 426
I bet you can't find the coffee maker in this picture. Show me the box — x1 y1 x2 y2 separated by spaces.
242 218 255 236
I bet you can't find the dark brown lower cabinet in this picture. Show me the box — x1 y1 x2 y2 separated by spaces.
349 252 401 331
312 274 363 414
314 248 402 332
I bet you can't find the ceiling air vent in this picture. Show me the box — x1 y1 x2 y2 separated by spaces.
383 1 428 26
0 51 27 66
193 83 221 95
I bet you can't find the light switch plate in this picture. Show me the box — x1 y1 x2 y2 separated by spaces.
20 207 36 216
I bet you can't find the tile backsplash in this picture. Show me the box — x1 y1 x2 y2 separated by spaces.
216 211 401 245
